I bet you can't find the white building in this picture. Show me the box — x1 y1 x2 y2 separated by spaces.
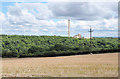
73 33 82 38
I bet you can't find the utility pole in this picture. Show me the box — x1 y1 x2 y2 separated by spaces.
68 19 70 37
88 26 94 54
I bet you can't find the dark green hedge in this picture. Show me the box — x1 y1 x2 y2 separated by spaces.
1 35 119 58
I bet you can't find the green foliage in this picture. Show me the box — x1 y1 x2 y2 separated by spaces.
1 35 119 58
50 44 69 51
28 46 44 53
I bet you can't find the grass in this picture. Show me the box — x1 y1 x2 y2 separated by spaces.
2 53 118 77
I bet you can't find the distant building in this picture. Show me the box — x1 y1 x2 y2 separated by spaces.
84 37 90 39
73 33 82 38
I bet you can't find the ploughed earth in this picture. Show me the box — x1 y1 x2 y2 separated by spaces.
2 53 118 77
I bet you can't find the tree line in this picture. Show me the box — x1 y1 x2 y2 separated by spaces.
1 35 119 58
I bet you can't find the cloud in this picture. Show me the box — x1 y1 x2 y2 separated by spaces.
1 2 118 37
48 2 117 20
103 18 118 30
1 0 119 2
21 3 53 20
7 2 117 20
8 3 22 16
7 3 36 26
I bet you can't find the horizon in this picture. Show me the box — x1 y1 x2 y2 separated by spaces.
0 34 119 38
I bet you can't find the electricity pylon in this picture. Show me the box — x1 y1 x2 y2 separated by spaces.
88 26 94 54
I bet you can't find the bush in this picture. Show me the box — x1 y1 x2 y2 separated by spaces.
28 46 44 53
2 35 119 58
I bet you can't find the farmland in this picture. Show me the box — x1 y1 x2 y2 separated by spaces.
2 53 118 77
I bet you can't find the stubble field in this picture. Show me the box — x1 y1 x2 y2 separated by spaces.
2 53 118 77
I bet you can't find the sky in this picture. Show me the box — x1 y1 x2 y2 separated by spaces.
0 0 118 37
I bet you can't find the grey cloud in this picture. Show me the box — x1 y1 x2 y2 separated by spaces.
8 5 22 16
48 2 117 20
7 2 117 21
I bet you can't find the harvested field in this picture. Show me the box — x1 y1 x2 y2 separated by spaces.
2 53 118 77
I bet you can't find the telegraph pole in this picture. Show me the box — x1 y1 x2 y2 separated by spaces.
68 19 70 37
88 26 93 54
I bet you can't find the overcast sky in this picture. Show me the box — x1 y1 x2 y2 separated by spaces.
0 1 118 37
